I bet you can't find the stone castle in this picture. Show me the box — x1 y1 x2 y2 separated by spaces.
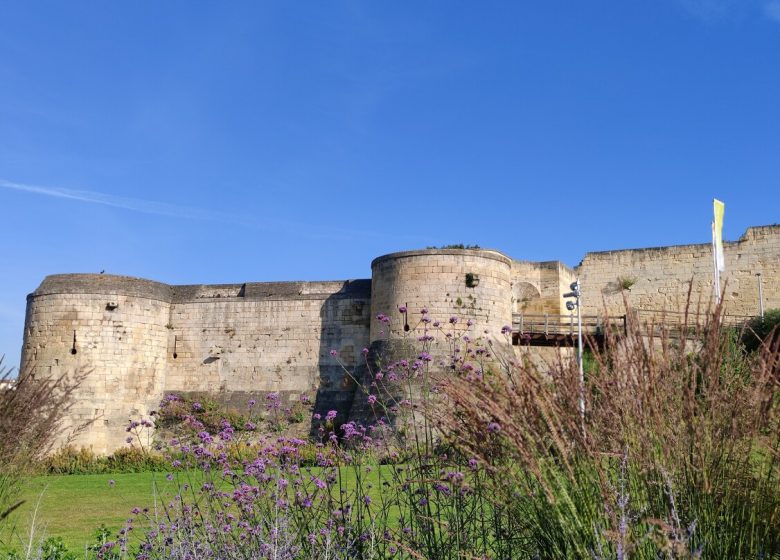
21 225 780 453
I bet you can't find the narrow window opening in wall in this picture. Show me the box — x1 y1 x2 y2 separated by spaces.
70 331 77 355
173 335 178 359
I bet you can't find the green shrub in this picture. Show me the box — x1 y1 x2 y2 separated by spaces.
0 525 120 560
40 537 77 560
41 445 169 475
426 244 481 249
741 308 780 353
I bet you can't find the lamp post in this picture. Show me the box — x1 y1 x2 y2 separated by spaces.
563 280 585 438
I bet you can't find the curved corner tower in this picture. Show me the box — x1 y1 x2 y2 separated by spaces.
347 248 515 425
21 274 172 453
370 248 514 342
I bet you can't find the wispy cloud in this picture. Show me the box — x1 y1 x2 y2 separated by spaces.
0 178 430 243
765 1 780 22
0 178 224 221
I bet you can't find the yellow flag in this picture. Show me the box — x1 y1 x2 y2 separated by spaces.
713 199 725 272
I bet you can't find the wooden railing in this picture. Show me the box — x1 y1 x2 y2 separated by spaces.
512 310 756 340
631 309 754 329
512 313 626 337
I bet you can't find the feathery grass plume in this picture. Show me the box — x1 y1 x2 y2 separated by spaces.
0 357 86 528
432 298 780 558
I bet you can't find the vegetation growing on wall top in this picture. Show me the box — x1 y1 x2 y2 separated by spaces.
426 244 481 249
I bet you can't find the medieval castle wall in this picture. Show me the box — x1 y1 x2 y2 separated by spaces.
22 277 372 453
163 280 371 430
20 225 780 453
578 225 780 319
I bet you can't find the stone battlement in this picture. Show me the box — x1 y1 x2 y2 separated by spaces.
32 275 372 303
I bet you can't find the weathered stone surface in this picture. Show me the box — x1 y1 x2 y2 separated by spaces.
577 225 780 319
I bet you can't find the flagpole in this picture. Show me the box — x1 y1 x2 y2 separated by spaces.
712 221 720 305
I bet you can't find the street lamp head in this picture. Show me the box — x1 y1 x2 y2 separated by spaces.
566 301 576 311
570 281 580 292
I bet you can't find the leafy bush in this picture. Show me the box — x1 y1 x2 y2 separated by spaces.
41 446 170 475
1 525 119 560
741 308 780 353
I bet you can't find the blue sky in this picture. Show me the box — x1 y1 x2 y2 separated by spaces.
1 1 779 368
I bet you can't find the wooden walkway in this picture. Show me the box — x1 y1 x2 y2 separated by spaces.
511 310 755 347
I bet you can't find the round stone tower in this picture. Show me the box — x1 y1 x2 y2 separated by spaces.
348 248 515 427
369 248 514 342
22 274 172 453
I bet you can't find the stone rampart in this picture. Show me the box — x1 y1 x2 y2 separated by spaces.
577 225 780 318
22 275 371 453
164 280 371 427
20 224 780 453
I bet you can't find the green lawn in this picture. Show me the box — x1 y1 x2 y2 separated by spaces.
1 467 394 554
1 472 181 552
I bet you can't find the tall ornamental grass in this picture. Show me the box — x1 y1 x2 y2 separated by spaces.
435 303 780 558
0 358 84 528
